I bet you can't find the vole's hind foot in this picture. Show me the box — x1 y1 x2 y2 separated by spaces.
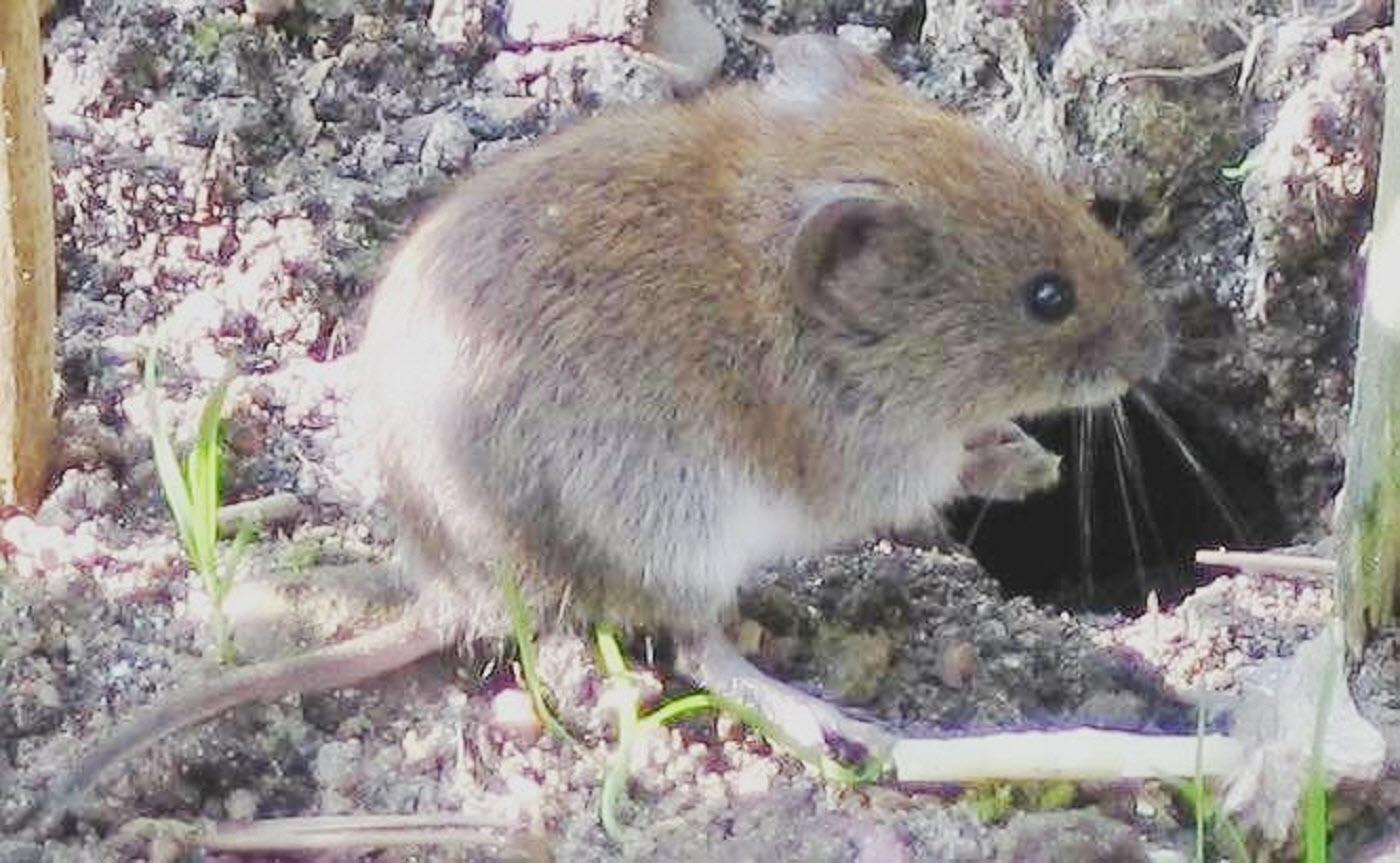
958 421 1061 502
676 633 894 768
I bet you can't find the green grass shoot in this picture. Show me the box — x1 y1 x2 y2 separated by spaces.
1192 689 1208 863
499 566 575 744
1175 778 1250 863
145 345 250 664
1302 764 1328 863
1173 693 1250 863
1302 629 1341 863
959 779 1076 824
1219 154 1257 182
593 625 883 842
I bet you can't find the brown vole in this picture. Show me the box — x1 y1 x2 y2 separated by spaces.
44 35 1168 814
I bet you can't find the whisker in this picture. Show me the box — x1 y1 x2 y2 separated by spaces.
1109 400 1167 562
962 446 1026 547
1129 389 1249 542
1108 403 1148 600
963 495 995 548
1075 408 1097 601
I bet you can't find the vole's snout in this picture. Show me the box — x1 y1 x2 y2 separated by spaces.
1065 298 1171 407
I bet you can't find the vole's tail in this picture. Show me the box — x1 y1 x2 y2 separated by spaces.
28 604 453 834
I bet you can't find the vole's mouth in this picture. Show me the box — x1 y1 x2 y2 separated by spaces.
1066 305 1171 408
1063 366 1131 408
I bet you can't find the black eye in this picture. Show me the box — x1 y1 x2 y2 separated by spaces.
1022 272 1076 323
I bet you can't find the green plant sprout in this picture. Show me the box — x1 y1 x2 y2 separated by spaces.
593 624 883 842
189 14 241 61
279 537 322 574
1170 693 1250 863
1219 154 1258 182
964 782 1016 823
960 780 1077 824
499 567 575 744
1302 764 1328 863
1193 694 1209 862
1175 779 1251 863
1302 633 1341 863
145 345 253 665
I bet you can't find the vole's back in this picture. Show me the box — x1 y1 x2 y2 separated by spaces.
359 91 824 630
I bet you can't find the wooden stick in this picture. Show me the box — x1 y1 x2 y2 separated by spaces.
200 814 540 858
215 491 302 533
1194 548 1337 577
1107 51 1244 85
0 0 57 509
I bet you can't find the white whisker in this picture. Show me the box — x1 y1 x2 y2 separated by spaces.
1108 403 1148 600
1074 408 1097 600
1130 390 1247 542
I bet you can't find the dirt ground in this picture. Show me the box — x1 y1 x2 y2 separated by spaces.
1 0 1398 860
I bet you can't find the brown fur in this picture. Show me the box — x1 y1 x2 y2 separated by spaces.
358 37 1166 628
42 35 1168 819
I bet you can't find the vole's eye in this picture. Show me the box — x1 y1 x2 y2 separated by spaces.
1022 272 1076 323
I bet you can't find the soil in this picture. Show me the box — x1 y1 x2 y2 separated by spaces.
1 1 1397 860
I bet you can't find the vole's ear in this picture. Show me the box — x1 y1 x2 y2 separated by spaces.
763 35 896 107
785 189 930 345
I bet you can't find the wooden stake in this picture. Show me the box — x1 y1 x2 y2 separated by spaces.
1338 41 1400 655
0 0 56 509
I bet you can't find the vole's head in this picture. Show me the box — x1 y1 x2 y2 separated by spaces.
763 36 1168 433
782 162 1169 433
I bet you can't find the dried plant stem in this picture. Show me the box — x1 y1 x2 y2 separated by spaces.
201 814 540 858
891 729 1243 783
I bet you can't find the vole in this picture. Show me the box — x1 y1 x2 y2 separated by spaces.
41 34 1168 816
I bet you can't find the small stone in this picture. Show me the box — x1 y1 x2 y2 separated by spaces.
996 810 1147 863
821 630 894 703
429 0 486 47
503 0 647 45
643 0 725 92
726 757 777 797
835 24 892 55
491 687 543 741
314 739 363 790
419 111 475 172
244 0 297 23
848 820 911 863
225 788 260 820
401 726 441 764
937 640 978 688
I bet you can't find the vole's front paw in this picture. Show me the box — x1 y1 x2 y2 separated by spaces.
958 422 1061 502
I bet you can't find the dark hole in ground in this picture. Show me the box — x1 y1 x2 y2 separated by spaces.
946 387 1290 612
1090 197 1151 236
